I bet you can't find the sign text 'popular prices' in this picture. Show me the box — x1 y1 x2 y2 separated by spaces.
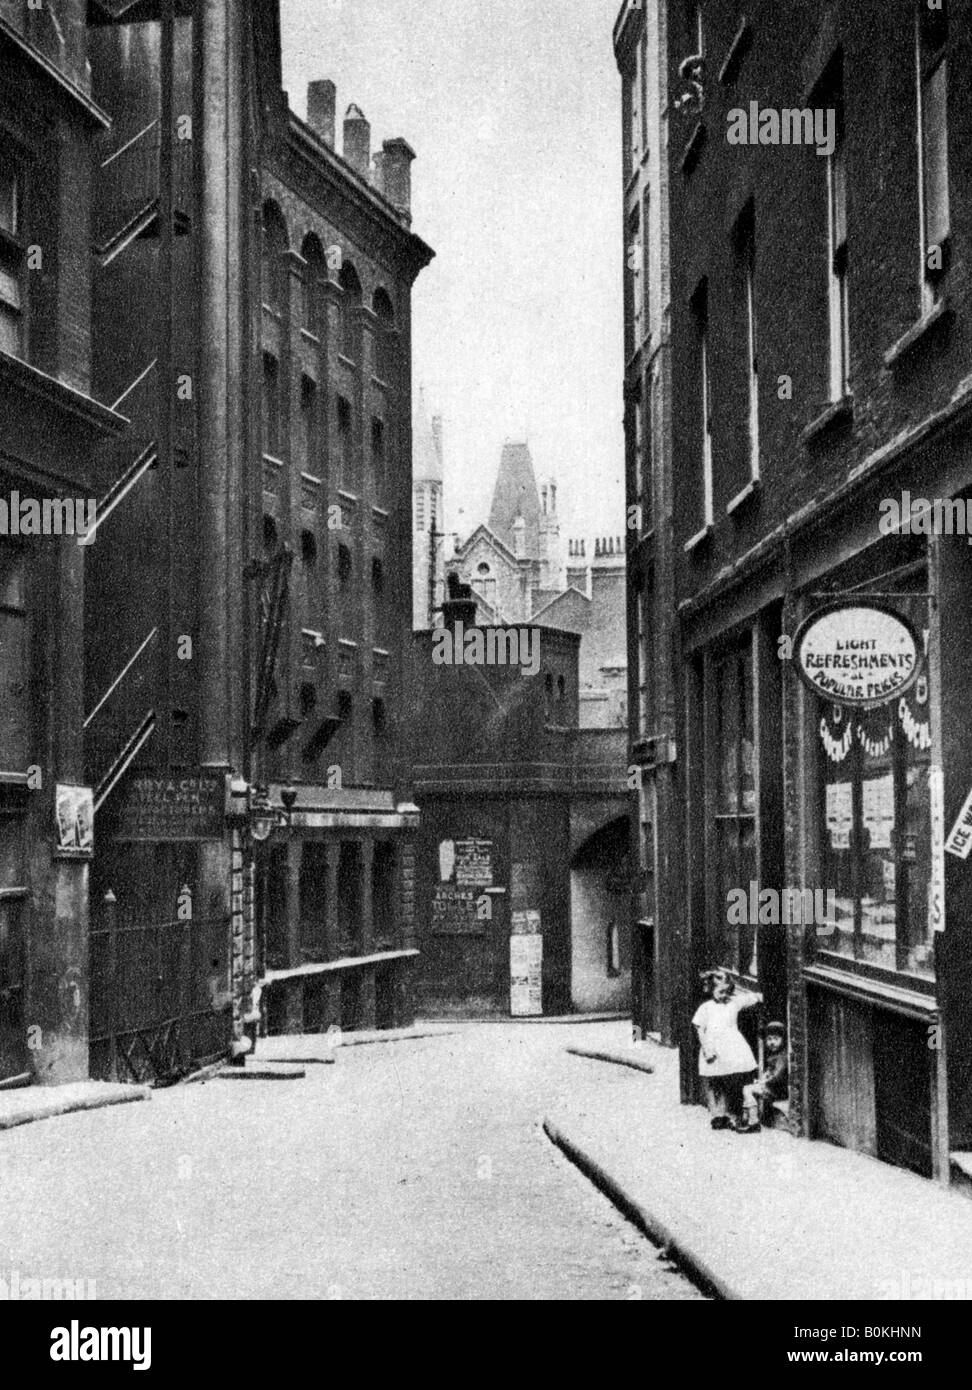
793 603 921 708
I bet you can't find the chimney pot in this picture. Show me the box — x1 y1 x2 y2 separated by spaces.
307 80 336 147
343 104 371 176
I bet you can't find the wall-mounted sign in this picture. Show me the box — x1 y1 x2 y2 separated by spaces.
793 603 920 708
114 773 226 843
55 786 94 853
431 885 487 935
510 932 542 1016
945 785 972 861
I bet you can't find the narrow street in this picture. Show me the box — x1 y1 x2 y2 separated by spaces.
0 1023 704 1301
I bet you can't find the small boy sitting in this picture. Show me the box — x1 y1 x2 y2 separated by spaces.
742 1020 789 1130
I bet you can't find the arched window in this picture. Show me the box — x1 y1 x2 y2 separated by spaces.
261 201 289 314
339 261 362 361
301 233 325 335
372 287 395 383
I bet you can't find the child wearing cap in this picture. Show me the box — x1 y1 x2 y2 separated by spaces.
692 968 762 1131
741 1021 789 1131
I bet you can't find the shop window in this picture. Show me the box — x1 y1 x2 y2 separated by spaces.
712 640 757 977
816 645 933 980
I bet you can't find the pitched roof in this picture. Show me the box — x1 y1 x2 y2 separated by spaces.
488 440 541 559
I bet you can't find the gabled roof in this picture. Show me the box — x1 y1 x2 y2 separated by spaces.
453 523 519 568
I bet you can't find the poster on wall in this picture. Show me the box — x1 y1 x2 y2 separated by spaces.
431 885 486 935
510 932 542 1017
825 782 853 850
55 785 94 853
862 774 894 851
454 838 493 888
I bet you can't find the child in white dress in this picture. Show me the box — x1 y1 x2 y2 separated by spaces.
692 968 763 1131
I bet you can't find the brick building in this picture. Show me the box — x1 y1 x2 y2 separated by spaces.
411 601 631 1017
0 0 126 1085
631 0 972 1181
614 0 678 1044
254 73 434 1034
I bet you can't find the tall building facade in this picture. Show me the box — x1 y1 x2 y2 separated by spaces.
254 72 434 1034
614 0 677 1043
638 0 972 1182
0 0 125 1085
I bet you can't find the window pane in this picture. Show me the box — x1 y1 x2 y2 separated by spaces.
0 161 17 237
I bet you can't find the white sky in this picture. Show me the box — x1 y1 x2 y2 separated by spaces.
280 0 624 549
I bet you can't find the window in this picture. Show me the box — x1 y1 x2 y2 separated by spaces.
372 557 384 594
738 203 759 480
636 580 654 737
337 395 353 485
301 235 325 334
371 417 385 496
261 201 288 314
373 289 395 383
299 376 316 471
712 641 757 978
693 282 714 529
626 205 642 356
918 4 950 305
0 153 23 358
821 57 848 400
299 682 317 718
472 563 496 612
262 354 280 457
415 490 426 532
372 697 387 738
816 594 932 980
339 262 362 360
0 545 28 772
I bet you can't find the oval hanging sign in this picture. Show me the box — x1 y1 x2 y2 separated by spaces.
793 602 921 708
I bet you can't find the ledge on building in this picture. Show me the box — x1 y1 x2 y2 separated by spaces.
0 351 128 435
726 477 760 517
299 328 321 346
884 297 952 370
719 17 753 85
683 522 712 555
801 393 853 446
680 121 706 175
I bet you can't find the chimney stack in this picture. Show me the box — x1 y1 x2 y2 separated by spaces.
343 104 371 176
381 137 416 215
307 80 337 147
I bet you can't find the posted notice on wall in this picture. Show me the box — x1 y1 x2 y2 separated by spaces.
510 932 542 1017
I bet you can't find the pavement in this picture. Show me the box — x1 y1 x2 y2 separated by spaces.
0 1081 148 1131
546 1025 972 1300
0 1021 703 1300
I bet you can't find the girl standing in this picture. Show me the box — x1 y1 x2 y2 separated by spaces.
692 968 762 1132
